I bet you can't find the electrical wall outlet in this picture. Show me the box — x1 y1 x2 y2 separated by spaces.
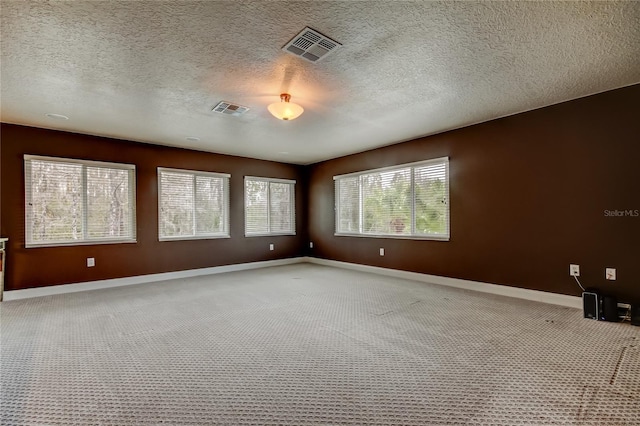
606 268 616 280
379 248 385 256
309 242 313 249
269 244 274 251
569 264 579 276
87 257 95 267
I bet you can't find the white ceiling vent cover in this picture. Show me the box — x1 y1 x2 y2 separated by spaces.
282 27 341 63
212 101 249 116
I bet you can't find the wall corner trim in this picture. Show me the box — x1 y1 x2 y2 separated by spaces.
3 257 310 301
306 257 582 309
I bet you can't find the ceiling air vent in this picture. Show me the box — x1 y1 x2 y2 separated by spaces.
212 101 249 116
282 27 341 63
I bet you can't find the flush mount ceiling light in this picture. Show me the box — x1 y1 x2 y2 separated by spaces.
267 93 304 121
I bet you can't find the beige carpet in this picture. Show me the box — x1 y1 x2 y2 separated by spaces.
1 263 639 425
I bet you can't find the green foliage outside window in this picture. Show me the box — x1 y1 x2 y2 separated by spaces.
335 159 448 238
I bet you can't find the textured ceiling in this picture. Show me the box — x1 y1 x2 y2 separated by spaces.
2 1 639 165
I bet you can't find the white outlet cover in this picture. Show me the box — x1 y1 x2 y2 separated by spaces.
380 248 385 256
309 242 313 248
569 264 580 276
269 244 274 251
606 268 616 280
87 257 95 267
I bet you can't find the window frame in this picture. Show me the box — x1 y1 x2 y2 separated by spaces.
333 157 450 241
157 167 231 241
244 176 296 237
24 154 137 248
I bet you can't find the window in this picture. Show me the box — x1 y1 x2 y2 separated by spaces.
245 177 295 236
334 157 449 240
24 155 136 247
158 168 230 240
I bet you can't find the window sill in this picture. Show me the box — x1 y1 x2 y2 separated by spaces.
159 235 230 242
334 233 449 241
26 239 137 248
245 232 296 237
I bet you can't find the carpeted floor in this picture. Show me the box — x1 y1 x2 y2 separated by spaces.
1 263 639 425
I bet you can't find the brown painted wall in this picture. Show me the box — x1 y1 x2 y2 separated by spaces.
1 124 307 290
2 85 639 300
308 85 640 302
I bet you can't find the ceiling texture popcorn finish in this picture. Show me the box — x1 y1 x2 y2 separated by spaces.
1 1 639 165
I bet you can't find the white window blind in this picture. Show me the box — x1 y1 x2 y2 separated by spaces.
24 155 136 247
158 168 230 240
413 162 448 237
334 157 449 240
337 177 360 233
245 177 295 236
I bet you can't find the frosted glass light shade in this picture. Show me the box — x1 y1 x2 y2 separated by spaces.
268 94 304 121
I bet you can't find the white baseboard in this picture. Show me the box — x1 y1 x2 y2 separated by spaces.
3 256 581 309
307 257 582 309
3 257 308 301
